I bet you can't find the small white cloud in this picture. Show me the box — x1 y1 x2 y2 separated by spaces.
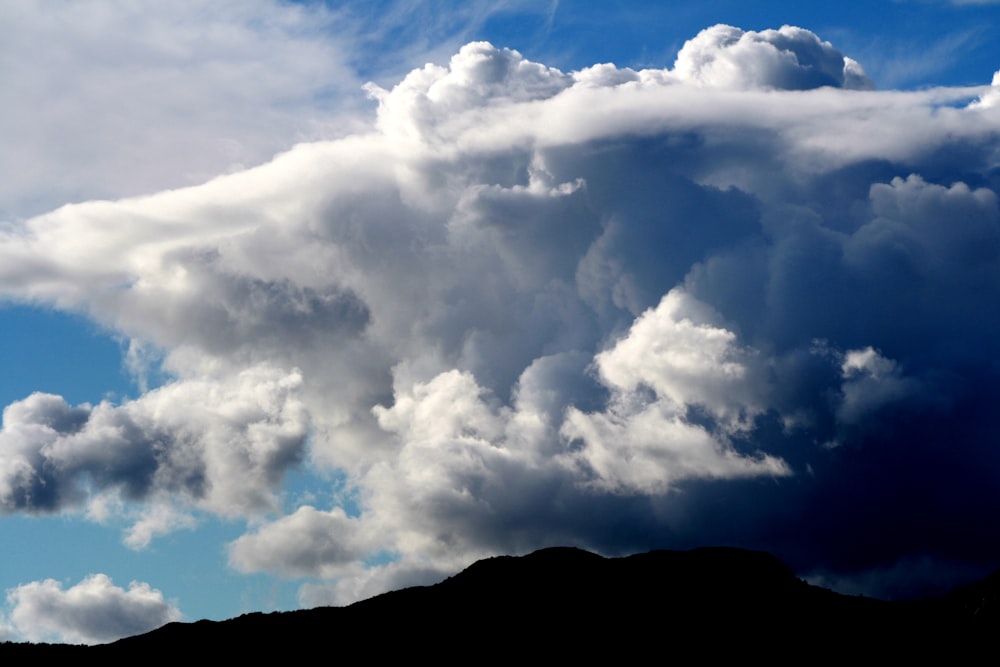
123 505 198 551
6 574 181 645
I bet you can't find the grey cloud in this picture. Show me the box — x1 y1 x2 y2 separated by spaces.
116 248 371 357
565 150 761 319
229 506 375 579
6 574 181 645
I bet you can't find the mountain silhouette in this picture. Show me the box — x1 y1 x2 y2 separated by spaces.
5 546 997 657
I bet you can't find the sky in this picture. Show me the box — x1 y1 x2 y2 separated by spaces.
1 0 1000 645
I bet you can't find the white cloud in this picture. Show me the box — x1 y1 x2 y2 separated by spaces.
367 40 572 143
591 289 765 429
561 289 789 494
6 574 181 645
123 504 199 551
672 24 874 90
971 69 1000 108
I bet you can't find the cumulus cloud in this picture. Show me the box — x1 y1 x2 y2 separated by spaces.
6 574 181 644
229 506 376 579
368 41 573 142
364 369 557 556
672 24 874 90
0 366 308 532
589 289 765 427
562 289 789 493
1 23 999 604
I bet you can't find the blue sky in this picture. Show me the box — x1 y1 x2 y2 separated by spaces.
1 0 999 644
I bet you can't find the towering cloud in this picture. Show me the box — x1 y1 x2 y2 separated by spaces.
1 23 999 613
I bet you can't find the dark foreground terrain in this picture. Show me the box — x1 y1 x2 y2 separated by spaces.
5 547 998 657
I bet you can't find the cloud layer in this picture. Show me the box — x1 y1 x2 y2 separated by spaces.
2 22 1000 611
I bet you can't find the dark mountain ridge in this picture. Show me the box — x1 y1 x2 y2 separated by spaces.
6 546 997 657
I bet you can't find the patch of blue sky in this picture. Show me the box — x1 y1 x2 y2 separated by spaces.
0 512 285 622
0 304 136 407
363 549 401 569
343 0 999 88
281 461 363 518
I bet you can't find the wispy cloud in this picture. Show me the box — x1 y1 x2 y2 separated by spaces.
0 1 555 222
840 26 992 87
